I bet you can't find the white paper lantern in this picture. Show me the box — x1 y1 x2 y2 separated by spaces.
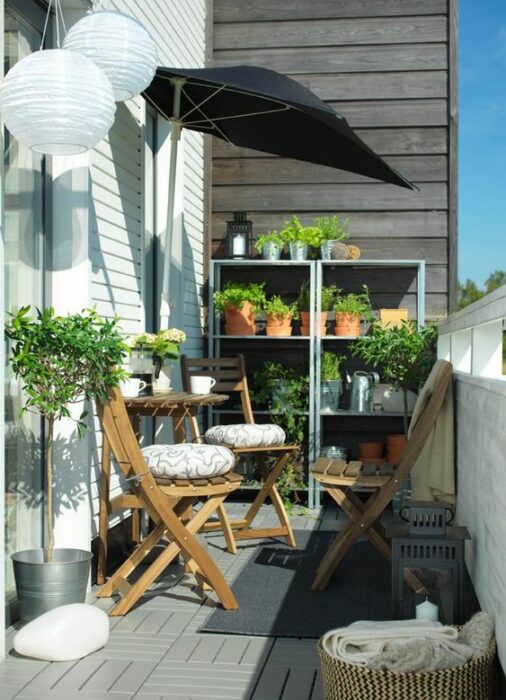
0 49 116 155
63 11 158 102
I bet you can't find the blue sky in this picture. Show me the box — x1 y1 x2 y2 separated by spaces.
459 0 506 286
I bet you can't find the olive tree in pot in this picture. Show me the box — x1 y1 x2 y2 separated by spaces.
352 321 438 436
5 306 127 621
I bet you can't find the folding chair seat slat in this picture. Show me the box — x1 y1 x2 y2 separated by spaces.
343 461 363 477
312 458 332 474
326 459 348 476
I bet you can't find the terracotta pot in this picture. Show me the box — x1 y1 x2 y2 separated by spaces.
266 325 293 337
386 434 407 447
300 311 328 337
334 312 361 337
358 442 384 459
266 312 292 337
386 434 407 463
224 302 255 335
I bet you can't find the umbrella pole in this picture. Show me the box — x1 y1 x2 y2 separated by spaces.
160 78 185 329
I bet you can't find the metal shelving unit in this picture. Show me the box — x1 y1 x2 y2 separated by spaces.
209 259 425 509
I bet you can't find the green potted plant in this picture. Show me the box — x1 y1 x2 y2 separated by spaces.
213 281 266 335
280 215 322 260
264 295 298 336
254 230 285 260
352 321 438 435
150 328 186 393
314 215 350 260
320 351 347 413
297 282 337 336
334 286 373 337
4 306 127 621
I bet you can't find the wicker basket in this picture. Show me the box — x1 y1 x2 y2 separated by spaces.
318 632 497 700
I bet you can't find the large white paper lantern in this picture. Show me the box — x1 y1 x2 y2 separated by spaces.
0 49 116 155
63 11 158 102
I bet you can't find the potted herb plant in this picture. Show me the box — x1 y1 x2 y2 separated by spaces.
334 286 373 337
214 281 266 335
297 282 337 336
320 351 347 413
280 215 322 260
352 321 438 435
254 230 285 260
314 215 350 260
5 306 127 621
264 295 298 336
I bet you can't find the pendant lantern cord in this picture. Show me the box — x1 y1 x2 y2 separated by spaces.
40 0 67 50
40 0 53 50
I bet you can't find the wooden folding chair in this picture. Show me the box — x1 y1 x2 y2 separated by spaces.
311 360 453 591
95 387 242 615
181 354 299 547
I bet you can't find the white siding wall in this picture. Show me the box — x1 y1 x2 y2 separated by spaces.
87 0 207 534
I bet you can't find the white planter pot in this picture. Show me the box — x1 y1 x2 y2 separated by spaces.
152 362 172 394
381 387 418 413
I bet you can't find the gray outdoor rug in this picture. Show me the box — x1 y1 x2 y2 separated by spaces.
201 530 392 638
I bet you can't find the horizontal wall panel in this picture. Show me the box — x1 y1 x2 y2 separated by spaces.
293 71 448 101
214 0 448 22
213 182 447 212
213 155 448 185
214 44 447 73
215 16 447 49
212 210 448 239
329 99 448 128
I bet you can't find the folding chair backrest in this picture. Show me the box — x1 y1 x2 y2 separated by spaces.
96 388 161 522
394 359 453 485
180 354 255 423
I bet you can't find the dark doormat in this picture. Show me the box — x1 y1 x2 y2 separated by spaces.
201 530 392 639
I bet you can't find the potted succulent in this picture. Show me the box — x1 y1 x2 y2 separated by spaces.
297 282 337 336
264 295 298 336
280 215 322 260
214 281 266 335
334 286 373 337
254 230 285 260
320 351 346 413
4 306 127 621
314 215 350 260
352 321 438 436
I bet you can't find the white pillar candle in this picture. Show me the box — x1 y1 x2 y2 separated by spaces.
416 597 439 621
232 234 246 256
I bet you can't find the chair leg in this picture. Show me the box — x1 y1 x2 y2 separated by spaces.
217 503 237 555
106 496 239 616
268 483 296 548
97 436 111 585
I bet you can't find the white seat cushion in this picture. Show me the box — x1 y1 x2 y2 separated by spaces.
141 443 235 479
205 423 286 449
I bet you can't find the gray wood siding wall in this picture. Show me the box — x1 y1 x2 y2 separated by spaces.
211 0 457 319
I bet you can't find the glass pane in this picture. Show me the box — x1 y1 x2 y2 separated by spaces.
4 5 44 598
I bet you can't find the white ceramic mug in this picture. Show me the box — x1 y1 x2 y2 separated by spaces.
190 376 216 395
120 377 147 398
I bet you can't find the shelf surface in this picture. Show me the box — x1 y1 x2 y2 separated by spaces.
213 409 310 416
213 334 310 340
319 410 412 417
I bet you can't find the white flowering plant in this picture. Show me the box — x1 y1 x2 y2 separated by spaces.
151 328 186 361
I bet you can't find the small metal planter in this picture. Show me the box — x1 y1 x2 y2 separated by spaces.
12 548 92 622
261 241 282 260
320 379 342 413
289 241 308 260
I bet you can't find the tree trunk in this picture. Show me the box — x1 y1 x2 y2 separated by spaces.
402 387 409 437
46 417 55 562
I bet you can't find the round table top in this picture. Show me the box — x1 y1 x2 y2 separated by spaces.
123 391 228 409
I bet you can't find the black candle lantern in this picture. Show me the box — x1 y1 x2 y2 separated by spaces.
226 211 252 259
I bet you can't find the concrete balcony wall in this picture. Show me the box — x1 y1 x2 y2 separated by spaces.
438 285 506 672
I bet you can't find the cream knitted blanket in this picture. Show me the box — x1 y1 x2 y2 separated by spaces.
321 619 473 670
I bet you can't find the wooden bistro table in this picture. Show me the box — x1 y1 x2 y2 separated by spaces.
96 391 228 584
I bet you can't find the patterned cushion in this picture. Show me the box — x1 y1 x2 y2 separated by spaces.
141 443 235 479
205 423 286 449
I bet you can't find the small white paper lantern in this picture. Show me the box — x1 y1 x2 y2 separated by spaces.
0 49 116 155
63 11 158 102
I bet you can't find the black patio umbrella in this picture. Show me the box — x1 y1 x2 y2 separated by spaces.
142 65 415 323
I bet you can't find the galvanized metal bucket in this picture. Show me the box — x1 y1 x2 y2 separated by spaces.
12 548 92 622
289 241 308 260
320 379 342 413
261 241 282 260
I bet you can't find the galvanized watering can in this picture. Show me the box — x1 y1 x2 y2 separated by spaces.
347 370 379 413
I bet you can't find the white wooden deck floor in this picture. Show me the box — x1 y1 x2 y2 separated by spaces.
0 503 345 700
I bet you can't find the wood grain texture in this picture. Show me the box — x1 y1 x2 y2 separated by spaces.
328 99 448 128
214 16 447 49
214 44 447 74
214 0 448 22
